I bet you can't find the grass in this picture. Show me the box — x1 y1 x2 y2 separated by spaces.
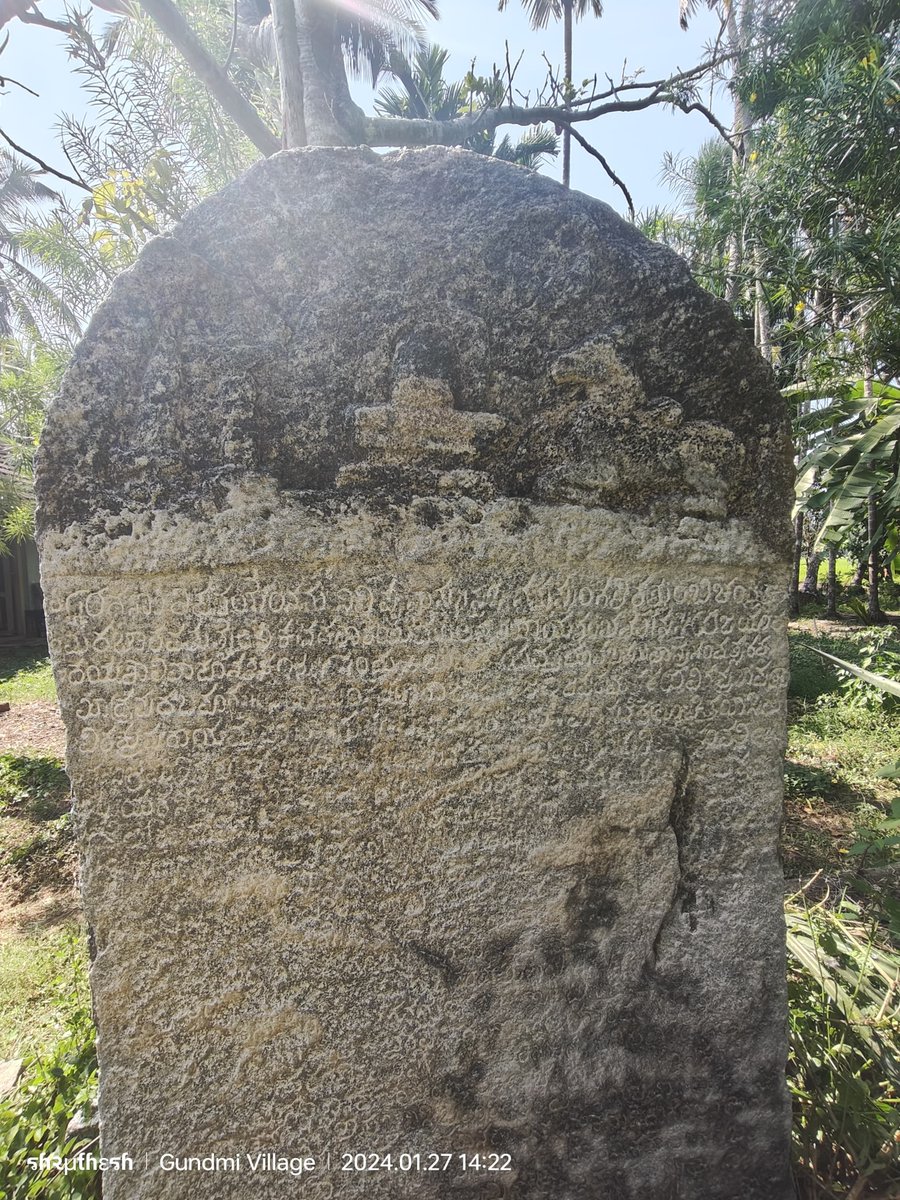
0 647 56 704
0 753 74 900
799 556 858 587
0 926 86 1059
784 626 900 876
0 932 99 1200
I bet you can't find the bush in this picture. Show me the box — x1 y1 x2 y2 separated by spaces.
787 882 900 1198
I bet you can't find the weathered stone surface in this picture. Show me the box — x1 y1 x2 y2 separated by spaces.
0 1057 22 1099
36 147 794 1199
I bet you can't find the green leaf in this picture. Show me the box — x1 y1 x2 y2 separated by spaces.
810 648 900 697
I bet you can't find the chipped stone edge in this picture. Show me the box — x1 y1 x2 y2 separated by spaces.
37 477 790 581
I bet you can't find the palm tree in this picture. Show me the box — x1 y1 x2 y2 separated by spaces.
0 150 81 341
236 0 439 144
498 0 603 187
375 46 558 169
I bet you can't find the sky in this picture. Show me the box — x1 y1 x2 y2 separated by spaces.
0 0 727 216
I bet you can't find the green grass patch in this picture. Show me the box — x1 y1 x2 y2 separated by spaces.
0 754 69 822
784 690 900 875
786 621 900 1195
0 647 56 704
0 753 73 897
0 926 85 1059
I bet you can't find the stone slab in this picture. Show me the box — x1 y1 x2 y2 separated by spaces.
36 147 794 1199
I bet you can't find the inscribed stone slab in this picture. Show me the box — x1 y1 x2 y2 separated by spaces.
36 147 795 1199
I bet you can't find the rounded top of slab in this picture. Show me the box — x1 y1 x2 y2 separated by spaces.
36 146 792 556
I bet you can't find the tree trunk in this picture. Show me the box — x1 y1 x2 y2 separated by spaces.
271 0 306 147
562 0 573 189
295 0 365 146
724 0 751 306
800 550 822 597
863 366 884 623
867 493 884 623
790 510 804 617
825 545 838 618
755 270 772 363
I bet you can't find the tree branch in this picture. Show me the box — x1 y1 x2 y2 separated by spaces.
0 74 39 98
0 127 90 192
561 124 635 219
134 0 280 157
565 51 736 110
363 89 701 146
19 9 75 34
672 98 737 151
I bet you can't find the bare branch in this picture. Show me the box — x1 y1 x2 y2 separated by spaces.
0 127 91 191
562 123 635 219
61 142 91 192
135 0 280 156
364 88 696 146
0 75 39 97
19 8 75 34
566 51 736 111
671 97 737 150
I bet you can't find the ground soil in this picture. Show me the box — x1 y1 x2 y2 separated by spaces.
0 700 78 937
0 702 66 760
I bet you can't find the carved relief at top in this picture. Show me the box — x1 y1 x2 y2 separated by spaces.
337 331 505 490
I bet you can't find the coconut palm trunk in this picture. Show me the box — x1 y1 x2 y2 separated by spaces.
563 0 573 187
271 0 306 146
499 0 602 190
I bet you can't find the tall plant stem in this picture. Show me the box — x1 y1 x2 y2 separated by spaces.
790 510 804 616
563 0 572 188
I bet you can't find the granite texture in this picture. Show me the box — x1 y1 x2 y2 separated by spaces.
36 146 794 1199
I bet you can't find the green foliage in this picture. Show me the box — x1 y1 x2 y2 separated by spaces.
6 1 271 350
787 620 900 1193
0 934 99 1200
0 339 64 552
375 46 559 167
0 755 69 822
789 630 866 700
0 151 78 344
0 648 56 704
825 631 900 711
786 885 899 1197
849 796 900 862
0 929 84 1059
797 382 900 551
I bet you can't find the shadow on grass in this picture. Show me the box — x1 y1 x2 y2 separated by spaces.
0 646 51 686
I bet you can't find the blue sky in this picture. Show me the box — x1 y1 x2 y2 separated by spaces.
0 0 725 214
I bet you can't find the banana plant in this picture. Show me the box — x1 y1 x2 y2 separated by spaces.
795 380 900 563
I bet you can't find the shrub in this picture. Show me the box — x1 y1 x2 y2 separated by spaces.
787 882 900 1198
